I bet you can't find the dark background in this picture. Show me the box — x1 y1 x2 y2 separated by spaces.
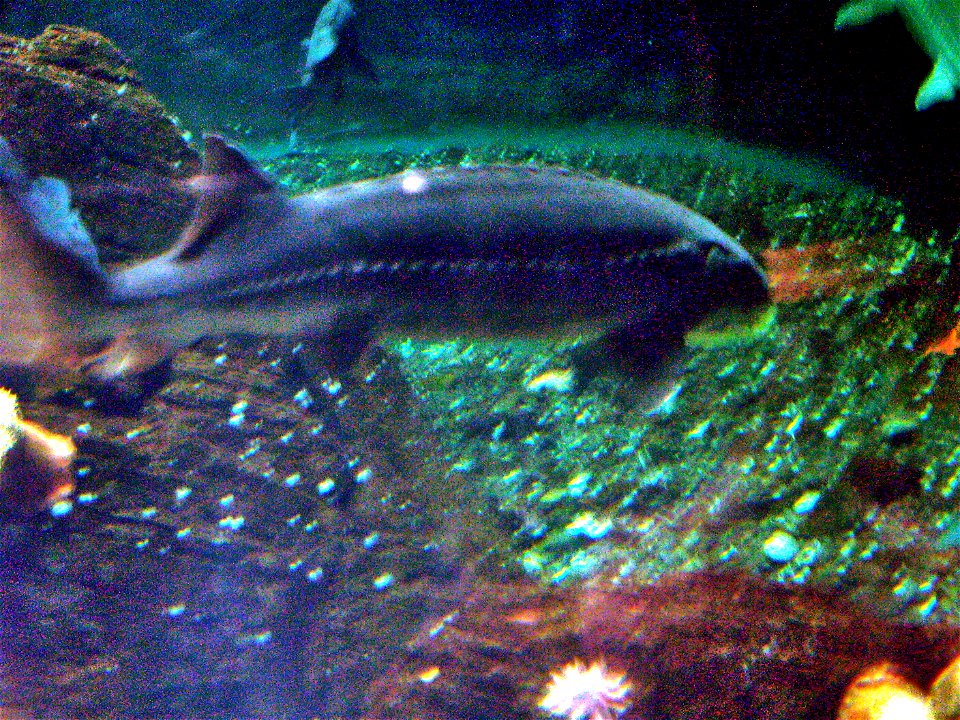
3 0 958 228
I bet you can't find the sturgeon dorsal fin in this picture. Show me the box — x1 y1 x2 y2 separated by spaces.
169 134 276 262
201 134 276 191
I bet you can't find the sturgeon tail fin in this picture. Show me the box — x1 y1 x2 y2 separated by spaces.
0 137 105 392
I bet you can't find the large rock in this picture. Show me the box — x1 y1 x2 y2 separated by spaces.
0 25 199 257
0 338 499 719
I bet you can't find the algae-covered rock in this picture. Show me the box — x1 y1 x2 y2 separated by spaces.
0 338 497 718
0 25 200 257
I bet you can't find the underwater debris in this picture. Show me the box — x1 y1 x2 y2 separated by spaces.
835 0 960 110
0 387 75 515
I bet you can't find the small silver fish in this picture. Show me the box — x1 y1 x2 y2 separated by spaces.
299 0 377 98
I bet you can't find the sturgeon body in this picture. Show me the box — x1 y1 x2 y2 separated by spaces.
0 135 769 391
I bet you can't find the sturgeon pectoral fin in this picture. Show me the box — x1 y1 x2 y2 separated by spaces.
572 323 690 410
290 313 378 382
80 331 171 383
574 324 685 381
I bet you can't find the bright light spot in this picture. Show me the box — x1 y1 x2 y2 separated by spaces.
373 572 394 590
401 172 426 193
877 693 933 720
316 478 336 495
218 515 245 531
50 500 74 517
419 666 441 683
355 466 373 483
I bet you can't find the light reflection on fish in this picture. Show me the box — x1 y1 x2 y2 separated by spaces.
0 134 768 397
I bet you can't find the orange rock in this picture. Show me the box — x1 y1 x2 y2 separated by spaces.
761 242 874 304
925 326 960 357
836 663 931 720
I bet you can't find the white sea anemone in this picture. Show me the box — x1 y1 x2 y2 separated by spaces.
0 387 76 514
539 659 632 720
0 387 21 466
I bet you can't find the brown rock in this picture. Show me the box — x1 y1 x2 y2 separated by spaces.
0 25 199 257
364 572 960 720
0 341 501 718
